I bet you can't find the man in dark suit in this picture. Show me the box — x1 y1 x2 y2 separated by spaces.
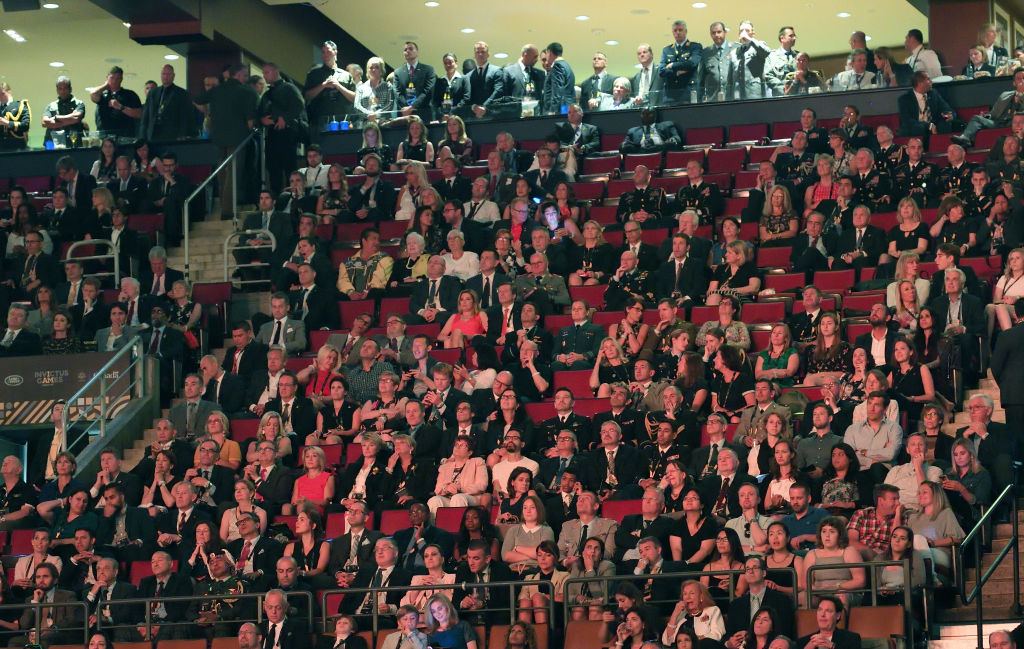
91 448 144 506
466 253 508 312
327 501 383 578
462 42 505 119
697 446 758 523
502 45 546 104
791 212 838 278
991 299 1024 432
589 420 644 500
337 538 412 622
237 190 293 279
432 158 473 203
244 437 296 517
797 596 862 649
168 374 218 440
579 52 616 108
929 267 986 380
407 258 462 325
898 71 954 138
16 563 82 648
103 206 145 278
265 372 317 439
689 414 748 482
554 104 601 158
55 154 97 212
7 230 60 299
853 303 898 370
140 63 197 140
131 418 194 487
138 247 185 299
262 589 313 649
440 199 487 254
107 155 148 212
141 304 187 402
348 153 398 223
613 487 674 565
726 556 796 638
290 263 339 333
227 511 285 591
156 481 213 558
135 550 194 641
39 187 81 246
54 259 85 307
391 502 456 574
830 205 887 272
523 149 569 200
954 69 1024 146
656 232 707 307
222 321 269 392
616 219 660 274
189 437 239 509
658 20 703 105
0 304 42 357
452 538 515 624
631 536 684 615
929 244 983 300
541 42 575 115
620 111 682 153
198 354 245 416
393 41 436 122
73 277 109 343
632 44 665 106
143 152 195 247
95 482 156 563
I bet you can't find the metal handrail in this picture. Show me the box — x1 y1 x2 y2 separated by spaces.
183 128 259 282
223 228 277 284
0 599 90 646
60 335 146 451
806 559 912 646
956 483 1021 649
91 590 313 634
65 238 120 285
318 579 555 635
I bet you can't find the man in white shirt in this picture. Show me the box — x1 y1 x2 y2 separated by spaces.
904 29 941 78
465 176 500 224
117 276 144 328
884 433 943 508
247 347 287 416
832 49 875 91
491 430 539 498
381 606 429 649
297 145 329 188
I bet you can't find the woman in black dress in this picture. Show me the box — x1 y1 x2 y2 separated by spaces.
710 345 755 423
284 505 332 588
310 376 361 446
764 521 803 600
887 197 931 260
668 487 717 567
803 312 852 384
394 115 434 169
568 218 615 286
706 241 761 305
590 337 633 397
355 122 394 170
887 336 935 428
42 308 84 355
437 115 474 167
929 196 975 257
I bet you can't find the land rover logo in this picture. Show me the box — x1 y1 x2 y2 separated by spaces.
4 375 23 387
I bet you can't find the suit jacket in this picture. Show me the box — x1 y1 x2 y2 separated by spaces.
833 224 887 263
697 471 758 519
393 62 437 122
409 275 462 314
391 525 456 572
928 267 982 304
432 175 473 203
613 514 674 561
140 325 186 362
19 588 80 633
252 463 296 516
291 284 339 332
73 300 109 343
502 63 546 101
9 251 61 290
93 325 140 353
658 40 703 95
265 395 317 438
734 402 792 443
442 217 488 254
790 231 838 270
139 267 186 297
104 226 144 276
157 506 212 555
328 528 384 573
62 172 98 211
107 174 148 212
262 617 313 649
464 63 505 108
227 535 285 588
96 505 156 548
631 66 666 105
242 210 293 251
348 178 397 224
338 564 412 613
656 256 707 302
257 317 307 354
579 72 616 105
797 629 861 649
897 89 954 136
0 328 41 357
168 398 219 439
523 167 569 200
992 321 1024 405
854 329 898 368
203 370 246 415
588 444 644 490
222 340 270 390
557 516 618 561
137 572 194 622
140 83 196 140
699 41 736 101
465 272 509 311
726 587 795 637
620 122 682 153
554 121 601 156
433 73 469 116
928 292 986 339
452 560 514 622
542 59 575 114
689 441 748 479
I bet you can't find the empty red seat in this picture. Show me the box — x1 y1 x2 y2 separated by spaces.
377 297 408 323
723 197 747 216
274 515 298 536
600 499 641 523
9 529 33 555
338 300 375 328
748 145 776 165
524 401 555 422
179 164 212 184
435 507 466 533
603 230 624 247
741 301 785 324
623 152 663 173
814 269 857 294
588 205 618 225
651 176 688 193
606 179 634 198
685 126 723 147
378 509 411 535
574 398 607 416
690 305 717 324
734 170 759 189
129 213 164 236
463 165 487 179
230 419 259 445
553 370 594 395
843 292 885 315
707 147 747 174
751 329 771 352
665 150 705 170
729 124 768 143
600 134 622 153
582 155 621 177
543 314 572 336
771 121 801 141
16 176 52 194
763 273 805 293
756 247 792 270
975 127 1010 151
326 512 346 539
569 285 607 308
846 322 871 343
571 182 605 202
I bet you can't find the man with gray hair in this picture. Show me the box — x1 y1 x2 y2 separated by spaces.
615 487 673 564
41 75 86 147
937 393 1015 494
408 255 460 324
658 20 702 104
0 455 36 530
990 630 1017 649
262 587 312 649
514 252 569 317
198 353 245 415
237 622 261 649
141 245 184 298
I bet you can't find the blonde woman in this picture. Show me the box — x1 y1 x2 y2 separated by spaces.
987 247 1024 334
893 280 924 332
284 446 336 515
567 219 613 286
245 410 292 464
296 343 342 404
754 323 799 387
803 154 838 218
663 580 725 645
395 161 430 221
437 290 487 349
354 56 398 121
706 241 761 305
887 197 931 259
758 185 799 247
885 252 930 308
906 480 965 571
219 479 267 542
193 411 242 471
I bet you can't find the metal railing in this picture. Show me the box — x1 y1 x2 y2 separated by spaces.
183 128 259 283
806 560 913 647
60 335 146 452
223 228 277 286
90 590 313 636
956 483 1022 649
319 579 555 635
0 599 90 646
65 239 120 286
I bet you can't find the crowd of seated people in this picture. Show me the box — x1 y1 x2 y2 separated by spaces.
6 13 1024 649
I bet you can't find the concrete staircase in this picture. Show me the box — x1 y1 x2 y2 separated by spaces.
928 622 1021 649
166 218 238 284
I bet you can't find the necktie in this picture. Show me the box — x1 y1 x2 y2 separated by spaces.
282 402 291 426
149 328 162 354
271 320 283 345
341 336 356 359
390 337 398 351
715 477 731 515
152 581 164 614
856 229 864 250
482 276 491 308
177 511 186 533
0 330 14 347
502 307 511 335
810 236 818 252
553 457 568 488
428 280 438 305
153 273 163 295
708 443 719 471
675 261 683 288
233 347 243 373
468 202 479 219
351 533 361 565
409 65 415 76
606 449 616 481
642 68 650 93
541 170 548 184
266 623 277 649
577 523 589 555
186 402 196 435
301 288 310 317
260 467 268 482
67 282 78 306
371 568 383 588
24 254 37 281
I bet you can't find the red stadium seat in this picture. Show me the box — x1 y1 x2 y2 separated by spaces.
569 285 607 308
728 124 768 143
433 349 461 365
651 176 688 193
301 444 343 468
378 509 412 535
846 322 871 344
543 314 572 336
571 182 605 203
339 300 375 328
9 529 33 555
606 179 634 198
464 165 487 179
524 402 555 422
378 221 408 242
574 398 606 416
553 370 594 395
734 170 759 189
179 165 212 184
756 247 792 270
405 323 441 338
601 134 622 153
600 499 641 523
685 126 723 148
129 213 164 236
309 330 338 350
748 145 776 165
739 222 759 241
273 515 298 535
285 358 307 372
588 205 618 225
230 419 259 446
623 152 663 174
425 168 443 183
582 155 621 177
435 507 466 533
315 223 336 242
604 230 624 247
771 121 801 141
763 273 805 293
843 293 885 315
130 560 179 586
794 297 834 313
664 150 705 171
592 311 620 327
751 329 771 352
814 269 856 294
16 176 53 193
741 301 785 324
871 212 898 231
707 147 747 174
378 297 408 324
326 512 346 539
975 127 1010 151
723 197 747 216
690 306 717 324
478 142 497 161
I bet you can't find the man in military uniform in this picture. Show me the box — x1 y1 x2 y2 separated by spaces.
640 419 689 487
605 250 656 311
658 20 702 105
537 388 595 455
986 133 1024 198
851 148 892 212
189 551 248 640
674 159 724 225
964 167 997 221
641 386 699 451
797 107 829 155
592 383 644 446
551 300 604 371
0 82 30 150
765 27 800 98
892 137 939 207
700 21 736 102
874 125 905 173
515 253 570 316
303 40 355 135
728 21 772 99
616 165 667 229
839 105 876 151
773 131 816 184
938 144 973 199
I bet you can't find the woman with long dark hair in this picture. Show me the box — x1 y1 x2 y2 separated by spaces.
803 312 852 385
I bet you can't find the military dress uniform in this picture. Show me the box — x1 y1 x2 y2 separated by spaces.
538 413 594 455
938 164 973 199
616 185 667 228
514 273 570 316
674 182 723 225
892 160 939 207
0 97 30 150
964 189 997 222
775 151 816 184
659 40 703 104
643 442 688 482
605 269 656 311
986 159 1024 198
853 169 892 212
875 144 905 173
191 574 246 638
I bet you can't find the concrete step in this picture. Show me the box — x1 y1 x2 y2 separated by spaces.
936 600 1023 623
935 621 1021 639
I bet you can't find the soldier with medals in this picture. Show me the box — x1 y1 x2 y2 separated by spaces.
615 165 667 229
892 137 939 207
190 550 247 640
640 420 689 489
605 250 656 311
0 82 29 150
